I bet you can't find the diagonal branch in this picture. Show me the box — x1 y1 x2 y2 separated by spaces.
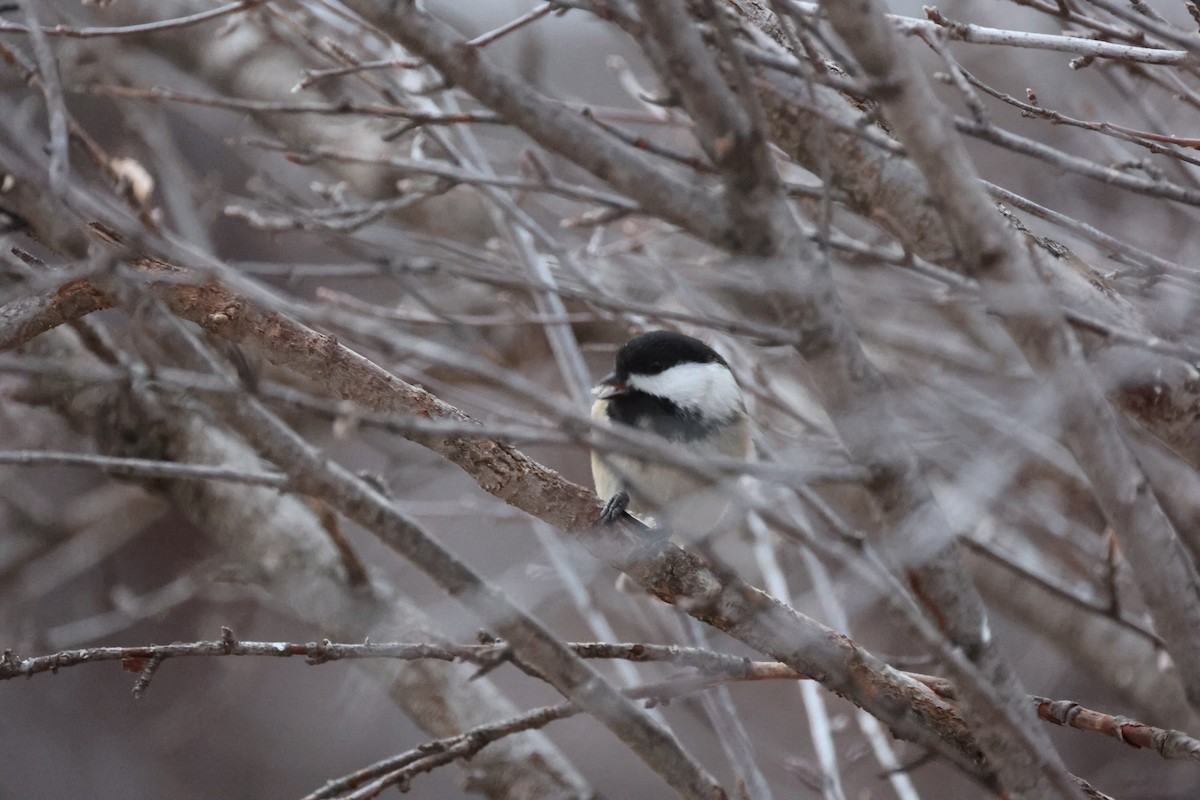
634 0 795 255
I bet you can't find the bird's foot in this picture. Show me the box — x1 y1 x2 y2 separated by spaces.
600 491 631 526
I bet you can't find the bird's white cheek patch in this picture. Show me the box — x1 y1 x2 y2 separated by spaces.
630 362 741 420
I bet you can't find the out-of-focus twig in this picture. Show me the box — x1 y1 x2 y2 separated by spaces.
0 0 270 39
0 449 288 487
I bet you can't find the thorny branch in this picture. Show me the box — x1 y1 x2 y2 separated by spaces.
9 632 1199 764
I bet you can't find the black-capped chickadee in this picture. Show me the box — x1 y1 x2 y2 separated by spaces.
590 330 753 539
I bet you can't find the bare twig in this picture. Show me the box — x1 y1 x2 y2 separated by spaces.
0 0 270 39
784 0 1189 64
468 2 556 49
14 0 68 196
0 449 288 488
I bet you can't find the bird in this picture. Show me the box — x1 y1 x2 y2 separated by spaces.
590 330 753 540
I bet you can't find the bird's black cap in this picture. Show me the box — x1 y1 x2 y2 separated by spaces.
613 330 727 379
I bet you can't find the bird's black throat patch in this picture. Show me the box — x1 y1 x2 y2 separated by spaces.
604 390 725 442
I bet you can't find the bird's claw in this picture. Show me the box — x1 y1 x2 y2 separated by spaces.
600 491 631 526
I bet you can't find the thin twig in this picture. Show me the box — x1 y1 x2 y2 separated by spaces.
785 0 1186 62
0 0 270 38
468 2 556 49
0 449 289 488
15 0 68 196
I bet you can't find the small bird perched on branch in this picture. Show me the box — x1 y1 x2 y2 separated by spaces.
590 330 752 540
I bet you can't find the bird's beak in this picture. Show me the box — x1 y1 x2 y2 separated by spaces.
593 372 629 399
